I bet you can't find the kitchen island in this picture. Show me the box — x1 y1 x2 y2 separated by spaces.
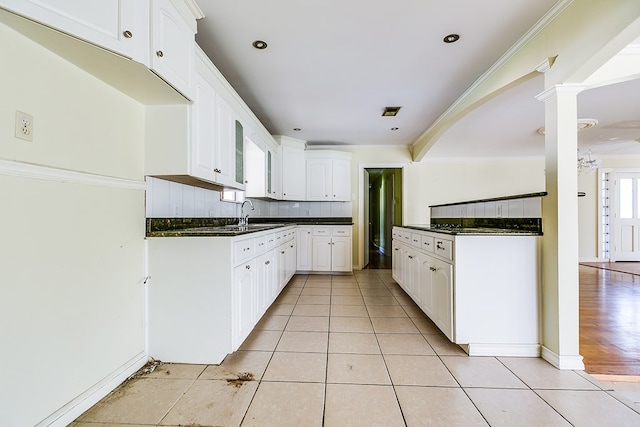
393 225 541 357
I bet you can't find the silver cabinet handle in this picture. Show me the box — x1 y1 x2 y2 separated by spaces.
123 30 133 38
156 50 164 58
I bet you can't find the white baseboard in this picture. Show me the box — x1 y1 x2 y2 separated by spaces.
467 343 540 357
541 346 585 370
37 352 148 427
579 257 604 262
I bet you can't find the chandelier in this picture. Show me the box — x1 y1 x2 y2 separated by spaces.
577 149 599 174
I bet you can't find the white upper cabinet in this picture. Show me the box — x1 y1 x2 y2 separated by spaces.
0 0 148 60
151 0 196 99
275 136 306 201
266 141 281 200
189 50 245 189
191 65 217 182
213 95 237 187
244 132 266 198
0 0 204 103
306 151 351 201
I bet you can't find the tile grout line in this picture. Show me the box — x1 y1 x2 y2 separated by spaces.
238 275 308 426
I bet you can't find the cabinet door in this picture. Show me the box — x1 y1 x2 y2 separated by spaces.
257 251 276 317
234 120 245 188
296 227 313 271
331 236 352 272
419 252 435 319
233 259 257 349
281 145 306 200
405 249 421 304
332 158 351 201
151 0 194 99
276 243 288 292
432 258 454 341
260 249 277 307
214 96 236 187
267 146 282 199
312 236 332 271
191 69 217 181
2 0 144 60
306 158 332 201
286 239 297 282
392 241 405 286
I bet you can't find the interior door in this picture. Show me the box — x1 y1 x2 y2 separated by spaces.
364 170 370 267
611 172 640 261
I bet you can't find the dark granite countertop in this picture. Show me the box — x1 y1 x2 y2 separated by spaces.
147 223 294 237
401 224 543 236
146 217 353 237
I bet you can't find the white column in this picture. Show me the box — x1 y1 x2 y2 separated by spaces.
535 84 585 370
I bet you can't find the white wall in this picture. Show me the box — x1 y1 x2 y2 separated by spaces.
332 146 547 267
0 23 146 426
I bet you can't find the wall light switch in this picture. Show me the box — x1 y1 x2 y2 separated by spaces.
15 111 33 142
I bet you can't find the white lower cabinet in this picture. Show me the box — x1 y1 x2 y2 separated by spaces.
308 226 352 273
393 226 540 356
147 226 296 364
296 227 313 271
233 258 257 349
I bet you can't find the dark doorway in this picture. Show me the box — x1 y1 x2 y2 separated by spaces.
364 168 403 269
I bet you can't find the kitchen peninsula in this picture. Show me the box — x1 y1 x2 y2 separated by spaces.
392 193 544 357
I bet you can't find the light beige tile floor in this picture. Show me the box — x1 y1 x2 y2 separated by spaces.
74 271 640 427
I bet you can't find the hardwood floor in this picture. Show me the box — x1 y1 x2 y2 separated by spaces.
580 264 640 375
364 242 392 269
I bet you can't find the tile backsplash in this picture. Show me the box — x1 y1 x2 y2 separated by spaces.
146 177 352 219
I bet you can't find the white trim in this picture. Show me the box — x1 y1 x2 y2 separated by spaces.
36 352 148 427
541 346 585 370
0 159 146 190
467 343 540 357
535 83 587 102
358 163 407 269
579 257 604 262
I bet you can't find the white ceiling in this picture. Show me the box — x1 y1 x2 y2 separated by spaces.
195 1 640 157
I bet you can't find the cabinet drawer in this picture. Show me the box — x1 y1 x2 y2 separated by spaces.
421 235 435 253
265 233 277 250
434 238 452 260
333 227 351 237
254 235 267 254
234 237 255 264
410 233 421 248
313 227 331 236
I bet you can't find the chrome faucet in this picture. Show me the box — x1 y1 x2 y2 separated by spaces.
239 199 254 226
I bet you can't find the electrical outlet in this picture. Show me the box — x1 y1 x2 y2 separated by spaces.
15 111 33 142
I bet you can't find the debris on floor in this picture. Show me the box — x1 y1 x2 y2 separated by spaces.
226 372 254 387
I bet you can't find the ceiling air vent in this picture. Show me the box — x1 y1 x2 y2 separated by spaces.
382 106 401 117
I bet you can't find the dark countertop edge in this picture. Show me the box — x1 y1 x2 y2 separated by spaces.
401 225 543 236
146 219 353 237
428 192 547 208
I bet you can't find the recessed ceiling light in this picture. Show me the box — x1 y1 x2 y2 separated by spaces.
252 40 268 49
382 106 401 117
293 128 301 131
443 34 460 43
391 127 399 131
